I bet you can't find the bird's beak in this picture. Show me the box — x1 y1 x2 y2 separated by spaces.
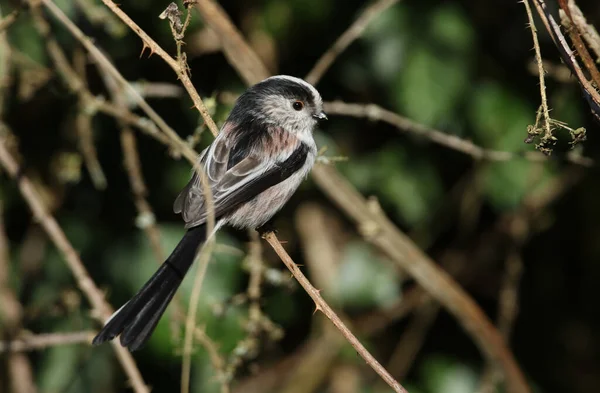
313 112 328 121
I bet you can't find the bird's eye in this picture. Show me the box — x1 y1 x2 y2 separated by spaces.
293 101 304 111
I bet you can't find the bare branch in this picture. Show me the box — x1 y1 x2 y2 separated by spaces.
181 240 216 393
523 0 554 152
73 48 107 190
0 331 95 353
262 231 408 393
93 0 219 136
324 100 593 167
41 0 203 163
0 195 37 393
562 0 600 62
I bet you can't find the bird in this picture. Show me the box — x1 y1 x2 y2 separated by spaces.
92 75 327 351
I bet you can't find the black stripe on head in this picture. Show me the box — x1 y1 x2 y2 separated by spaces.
251 77 315 106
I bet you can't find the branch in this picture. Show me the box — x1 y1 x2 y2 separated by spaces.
181 240 215 393
40 0 203 163
323 101 593 167
305 0 400 85
0 196 37 393
95 0 219 136
261 231 408 393
523 0 553 149
532 0 600 123
0 136 150 393
562 0 600 62
95 52 167 264
0 331 95 353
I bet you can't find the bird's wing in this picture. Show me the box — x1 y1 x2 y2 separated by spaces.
173 136 309 228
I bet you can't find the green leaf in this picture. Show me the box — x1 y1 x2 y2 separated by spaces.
333 242 400 309
10 16 47 66
364 4 408 82
395 45 470 126
420 355 478 393
394 6 473 126
430 5 475 53
38 344 80 391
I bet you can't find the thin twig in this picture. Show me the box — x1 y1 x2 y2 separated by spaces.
194 327 230 393
305 0 399 85
224 232 280 380
532 0 600 122
181 239 215 393
41 0 201 163
0 137 150 393
0 198 38 393
95 53 167 264
93 99 172 146
73 48 108 190
94 0 219 136
119 130 165 260
323 101 593 167
156 5 220 392
562 0 600 62
0 331 96 353
523 0 553 147
262 231 408 393
557 0 600 89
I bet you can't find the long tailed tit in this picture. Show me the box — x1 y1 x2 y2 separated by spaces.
92 75 326 351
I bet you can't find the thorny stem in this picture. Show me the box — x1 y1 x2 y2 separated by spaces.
522 0 555 153
262 231 409 393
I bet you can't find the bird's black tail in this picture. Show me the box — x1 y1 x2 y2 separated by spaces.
92 225 206 351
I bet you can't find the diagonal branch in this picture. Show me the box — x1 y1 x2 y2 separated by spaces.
0 331 95 353
324 101 593 166
40 0 206 162
0 135 150 393
261 230 408 393
94 0 220 136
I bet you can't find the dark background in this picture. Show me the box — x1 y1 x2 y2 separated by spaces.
2 0 600 392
